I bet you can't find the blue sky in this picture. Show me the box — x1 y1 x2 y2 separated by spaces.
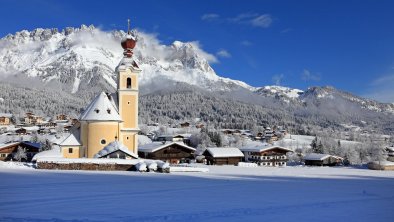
1 0 394 102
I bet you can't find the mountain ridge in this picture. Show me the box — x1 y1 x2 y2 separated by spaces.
0 25 393 134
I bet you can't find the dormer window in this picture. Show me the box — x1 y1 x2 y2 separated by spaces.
107 108 111 114
94 108 100 114
127 77 131 89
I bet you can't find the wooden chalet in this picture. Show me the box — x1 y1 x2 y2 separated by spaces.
203 147 244 165
304 153 343 166
0 141 41 161
138 142 196 164
240 142 293 166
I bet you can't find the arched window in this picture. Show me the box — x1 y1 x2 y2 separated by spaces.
126 77 131 89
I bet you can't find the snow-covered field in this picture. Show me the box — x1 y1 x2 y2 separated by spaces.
1 162 394 222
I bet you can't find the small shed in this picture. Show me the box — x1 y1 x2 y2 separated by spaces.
203 147 244 165
15 128 27 135
304 153 343 166
180 122 190 128
138 142 195 164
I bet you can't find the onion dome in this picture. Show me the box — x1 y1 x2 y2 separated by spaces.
121 19 136 57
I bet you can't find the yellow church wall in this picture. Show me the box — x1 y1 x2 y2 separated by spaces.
119 69 138 90
86 122 119 158
62 146 81 158
121 133 137 154
80 122 88 156
131 75 138 89
120 94 138 129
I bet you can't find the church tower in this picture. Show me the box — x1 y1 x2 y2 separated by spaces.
117 19 141 154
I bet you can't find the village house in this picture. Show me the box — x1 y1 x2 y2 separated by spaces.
0 141 41 161
239 142 293 167
0 113 12 125
24 112 44 125
203 147 244 165
138 141 196 164
304 153 344 166
56 114 68 121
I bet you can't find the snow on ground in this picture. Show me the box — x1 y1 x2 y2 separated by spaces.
1 163 394 221
278 134 361 150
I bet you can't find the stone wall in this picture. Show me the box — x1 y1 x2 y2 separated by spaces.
37 162 135 171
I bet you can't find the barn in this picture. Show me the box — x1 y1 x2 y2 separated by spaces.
304 153 343 166
203 147 244 165
138 142 196 164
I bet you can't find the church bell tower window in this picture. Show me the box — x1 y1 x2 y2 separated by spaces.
127 77 131 89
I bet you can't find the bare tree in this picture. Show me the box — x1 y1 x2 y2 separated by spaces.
13 146 27 162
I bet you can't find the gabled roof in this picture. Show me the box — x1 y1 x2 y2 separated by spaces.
0 142 20 150
94 141 138 159
116 57 141 72
59 132 81 146
79 92 122 122
239 142 293 153
304 153 332 161
204 147 244 158
138 142 196 153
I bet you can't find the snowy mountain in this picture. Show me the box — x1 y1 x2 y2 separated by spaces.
0 25 255 94
0 25 393 133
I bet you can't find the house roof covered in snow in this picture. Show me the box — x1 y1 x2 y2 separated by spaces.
138 141 196 153
79 92 122 122
0 113 12 118
59 132 81 146
204 147 244 158
239 142 293 153
94 141 138 159
304 153 333 161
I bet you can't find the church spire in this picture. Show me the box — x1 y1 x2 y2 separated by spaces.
121 19 136 58
127 18 131 34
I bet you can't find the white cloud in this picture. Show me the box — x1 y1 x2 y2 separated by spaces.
363 74 394 103
301 69 321 81
201 13 220 21
280 28 292 34
188 41 218 63
216 49 231 58
251 14 272 28
272 74 284 85
230 13 272 28
241 40 252 46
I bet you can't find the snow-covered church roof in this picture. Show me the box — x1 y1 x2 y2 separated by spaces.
94 141 138 159
79 92 122 122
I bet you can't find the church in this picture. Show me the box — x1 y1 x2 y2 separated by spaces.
59 22 140 159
